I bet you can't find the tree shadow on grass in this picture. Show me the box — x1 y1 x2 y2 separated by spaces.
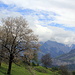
0 66 8 75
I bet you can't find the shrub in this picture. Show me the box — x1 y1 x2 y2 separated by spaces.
51 67 59 72
32 62 37 66
59 65 70 75
34 66 48 73
72 71 75 75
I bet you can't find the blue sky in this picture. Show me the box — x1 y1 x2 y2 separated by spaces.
0 0 75 45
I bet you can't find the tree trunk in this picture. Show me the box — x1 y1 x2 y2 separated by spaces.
0 62 1 67
0 52 2 67
0 57 2 67
7 54 13 75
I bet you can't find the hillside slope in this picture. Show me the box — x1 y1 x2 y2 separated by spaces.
56 49 75 62
52 49 75 67
0 63 60 75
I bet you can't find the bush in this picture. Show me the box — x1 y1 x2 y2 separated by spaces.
58 65 70 75
34 66 48 73
32 62 37 66
72 71 75 75
37 63 39 66
51 67 59 72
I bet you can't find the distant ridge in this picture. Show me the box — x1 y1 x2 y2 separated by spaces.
56 49 75 62
39 40 71 58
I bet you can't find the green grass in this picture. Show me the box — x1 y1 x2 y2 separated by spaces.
0 63 31 75
34 66 59 75
0 63 60 75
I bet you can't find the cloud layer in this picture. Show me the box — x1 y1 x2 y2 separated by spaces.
0 0 75 45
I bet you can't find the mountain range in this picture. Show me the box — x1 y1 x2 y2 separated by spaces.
52 49 75 71
56 49 75 62
39 40 75 70
39 40 75 58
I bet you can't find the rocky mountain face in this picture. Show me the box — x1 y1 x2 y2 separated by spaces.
52 49 75 69
56 49 75 62
39 40 71 58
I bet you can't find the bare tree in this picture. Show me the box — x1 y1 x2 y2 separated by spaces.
41 53 52 68
0 17 39 75
23 48 39 66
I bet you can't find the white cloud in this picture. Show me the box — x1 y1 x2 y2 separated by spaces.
0 0 75 45
25 14 75 45
31 23 75 45
0 9 22 20
1 0 75 27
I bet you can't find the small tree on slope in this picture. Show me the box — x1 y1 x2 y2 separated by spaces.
41 53 52 68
